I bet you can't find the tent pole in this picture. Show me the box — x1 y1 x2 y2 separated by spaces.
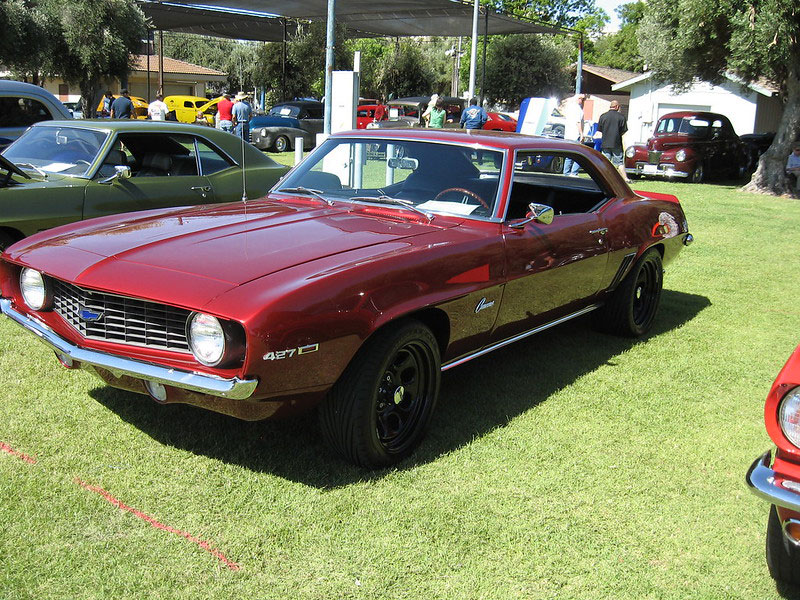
282 18 287 102
576 33 583 95
324 0 336 135
468 0 478 99
479 8 487 105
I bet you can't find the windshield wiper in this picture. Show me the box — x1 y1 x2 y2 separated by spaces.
350 195 434 221
277 186 334 206
14 163 47 178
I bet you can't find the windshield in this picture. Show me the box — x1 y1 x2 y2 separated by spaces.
3 126 107 176
275 138 504 219
656 116 710 137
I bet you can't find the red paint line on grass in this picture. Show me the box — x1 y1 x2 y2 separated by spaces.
0 442 37 464
74 478 241 571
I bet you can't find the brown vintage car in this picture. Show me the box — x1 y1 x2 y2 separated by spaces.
624 111 747 183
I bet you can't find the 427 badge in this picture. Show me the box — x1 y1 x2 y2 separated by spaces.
263 343 319 361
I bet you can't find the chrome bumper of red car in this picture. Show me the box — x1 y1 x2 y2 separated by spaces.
627 165 691 178
0 298 258 400
746 451 800 512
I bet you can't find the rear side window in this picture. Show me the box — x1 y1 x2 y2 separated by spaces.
0 96 54 127
196 138 234 175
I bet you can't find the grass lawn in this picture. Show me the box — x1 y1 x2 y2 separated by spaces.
2 175 800 599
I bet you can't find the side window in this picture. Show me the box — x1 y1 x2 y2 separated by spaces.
184 101 195 108
508 151 609 219
0 96 54 127
196 138 234 175
118 133 199 177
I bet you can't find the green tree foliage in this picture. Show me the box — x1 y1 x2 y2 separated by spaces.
374 41 435 99
486 0 606 33
638 0 800 195
0 0 55 84
47 0 148 117
483 35 571 105
586 2 645 72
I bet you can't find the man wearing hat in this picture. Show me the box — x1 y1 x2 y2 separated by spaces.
232 92 252 141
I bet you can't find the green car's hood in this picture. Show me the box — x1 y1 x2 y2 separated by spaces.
0 154 31 182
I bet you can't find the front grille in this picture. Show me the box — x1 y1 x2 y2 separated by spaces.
52 279 192 353
647 151 662 164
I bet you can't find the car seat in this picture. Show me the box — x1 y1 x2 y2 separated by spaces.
138 153 172 177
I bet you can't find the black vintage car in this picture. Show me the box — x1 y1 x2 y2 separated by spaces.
249 100 324 153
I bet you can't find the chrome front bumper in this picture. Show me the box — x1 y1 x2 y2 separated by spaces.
626 166 691 178
746 451 800 512
0 298 258 400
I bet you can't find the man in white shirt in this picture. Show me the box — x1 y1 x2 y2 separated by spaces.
147 94 168 121
562 95 585 176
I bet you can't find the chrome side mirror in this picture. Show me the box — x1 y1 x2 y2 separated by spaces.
509 202 555 229
99 165 131 185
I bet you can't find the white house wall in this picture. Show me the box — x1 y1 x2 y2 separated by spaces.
624 79 760 145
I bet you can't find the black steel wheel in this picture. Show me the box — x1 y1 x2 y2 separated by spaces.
767 505 800 585
549 156 565 173
595 248 663 337
319 320 441 468
274 135 290 153
690 163 704 183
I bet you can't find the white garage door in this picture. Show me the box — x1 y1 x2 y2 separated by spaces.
657 103 711 118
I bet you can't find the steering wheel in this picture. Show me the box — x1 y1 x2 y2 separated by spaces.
433 187 490 210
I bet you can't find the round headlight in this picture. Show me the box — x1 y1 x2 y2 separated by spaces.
19 268 49 310
262 128 268 136
675 149 687 162
188 313 225 366
779 387 800 448
625 146 635 158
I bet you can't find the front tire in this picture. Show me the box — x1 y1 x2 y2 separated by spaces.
319 320 441 468
767 505 800 585
273 135 290 153
690 163 704 183
595 248 663 337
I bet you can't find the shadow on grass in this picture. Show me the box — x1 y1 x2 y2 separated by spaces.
89 289 710 488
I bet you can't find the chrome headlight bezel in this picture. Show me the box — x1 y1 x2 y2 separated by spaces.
779 387 800 449
625 146 635 159
675 149 687 162
19 268 51 311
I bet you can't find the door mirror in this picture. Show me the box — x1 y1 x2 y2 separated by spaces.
528 202 555 224
509 202 555 229
99 165 131 185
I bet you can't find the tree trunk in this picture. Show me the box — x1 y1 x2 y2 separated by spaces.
742 63 800 196
79 81 99 119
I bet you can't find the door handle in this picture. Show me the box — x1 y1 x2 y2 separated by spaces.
190 185 211 199
589 227 608 235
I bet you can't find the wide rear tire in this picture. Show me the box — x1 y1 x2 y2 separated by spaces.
595 248 663 337
767 505 800 585
319 320 441 468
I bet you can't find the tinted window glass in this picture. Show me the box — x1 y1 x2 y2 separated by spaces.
196 138 234 175
0 96 54 127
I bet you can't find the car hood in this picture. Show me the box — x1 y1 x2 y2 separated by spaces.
0 154 31 182
7 198 455 308
647 135 704 151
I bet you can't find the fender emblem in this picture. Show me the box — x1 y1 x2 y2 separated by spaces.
475 297 495 313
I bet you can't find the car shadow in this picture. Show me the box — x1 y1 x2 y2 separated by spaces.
88 289 711 488
777 582 800 600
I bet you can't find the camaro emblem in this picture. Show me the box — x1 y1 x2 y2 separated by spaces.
79 307 103 322
475 297 495 313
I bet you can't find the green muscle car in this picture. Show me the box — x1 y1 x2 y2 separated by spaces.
0 120 289 249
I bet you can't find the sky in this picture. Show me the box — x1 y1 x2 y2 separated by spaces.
595 0 626 32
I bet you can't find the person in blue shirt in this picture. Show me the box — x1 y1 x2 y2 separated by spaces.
110 89 134 119
460 98 488 130
232 92 252 141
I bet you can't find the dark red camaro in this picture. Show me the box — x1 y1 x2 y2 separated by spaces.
0 129 692 467
747 345 800 584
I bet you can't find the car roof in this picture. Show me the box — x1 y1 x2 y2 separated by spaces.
0 80 72 118
659 111 728 121
330 127 590 151
272 100 323 109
